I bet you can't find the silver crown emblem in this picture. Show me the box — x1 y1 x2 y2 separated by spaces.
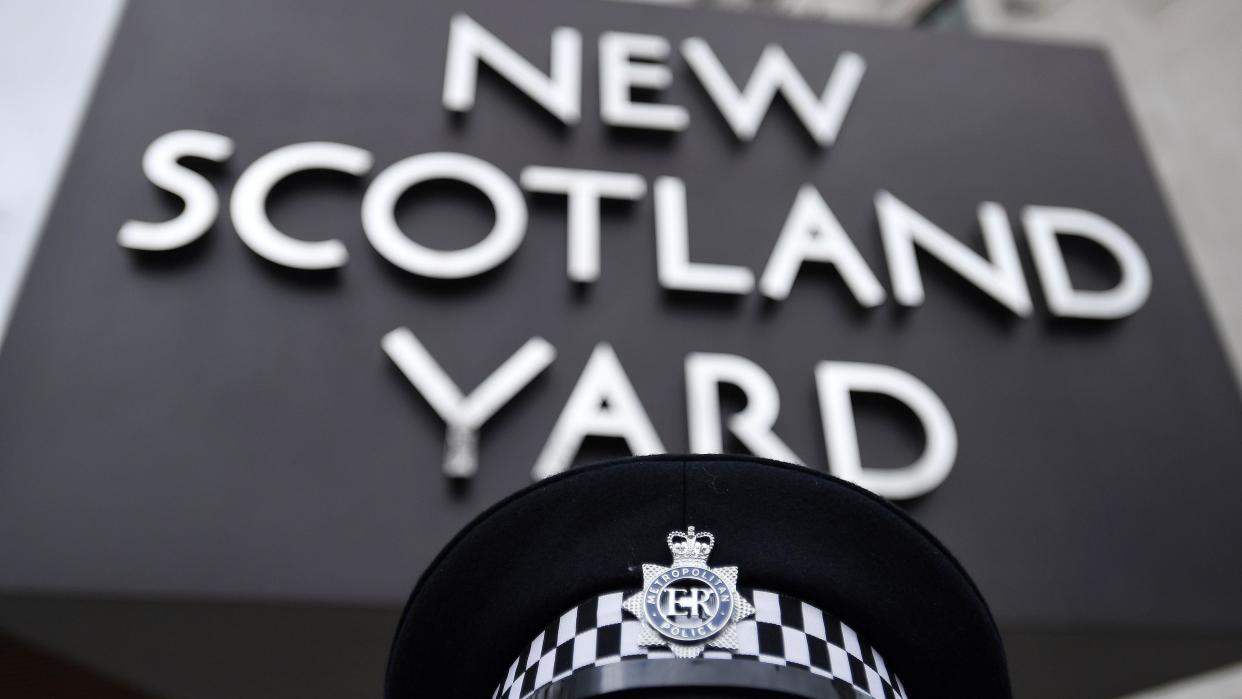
667 526 714 565
623 526 754 659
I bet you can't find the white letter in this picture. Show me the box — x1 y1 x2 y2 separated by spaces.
876 191 1032 315
230 142 372 270
654 177 754 294
686 352 802 464
681 39 864 147
442 13 581 124
118 130 234 251
363 153 527 278
1023 206 1151 319
520 166 646 282
815 361 957 500
599 32 688 131
760 185 885 306
382 328 556 479
532 344 664 480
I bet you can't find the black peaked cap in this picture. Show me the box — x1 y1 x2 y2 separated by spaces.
385 455 1011 698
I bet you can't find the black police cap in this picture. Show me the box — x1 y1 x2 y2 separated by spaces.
385 455 1011 698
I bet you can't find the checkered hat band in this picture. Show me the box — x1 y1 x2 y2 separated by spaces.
492 588 908 699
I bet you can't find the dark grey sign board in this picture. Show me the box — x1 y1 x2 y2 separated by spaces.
1 0 1239 632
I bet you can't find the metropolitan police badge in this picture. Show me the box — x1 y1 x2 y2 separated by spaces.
622 526 755 658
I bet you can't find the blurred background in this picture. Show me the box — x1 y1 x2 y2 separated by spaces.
1 1 1240 698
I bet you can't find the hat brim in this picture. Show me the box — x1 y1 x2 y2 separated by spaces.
385 455 1010 699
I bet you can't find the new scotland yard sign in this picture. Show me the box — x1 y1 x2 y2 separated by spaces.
1 0 1240 632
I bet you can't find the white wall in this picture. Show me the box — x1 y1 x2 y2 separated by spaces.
0 0 125 350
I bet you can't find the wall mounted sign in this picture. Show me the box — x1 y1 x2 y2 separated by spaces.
1 0 1240 632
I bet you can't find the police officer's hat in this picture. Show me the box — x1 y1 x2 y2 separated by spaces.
386 455 1010 698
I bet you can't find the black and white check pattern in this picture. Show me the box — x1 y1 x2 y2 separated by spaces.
492 588 908 699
